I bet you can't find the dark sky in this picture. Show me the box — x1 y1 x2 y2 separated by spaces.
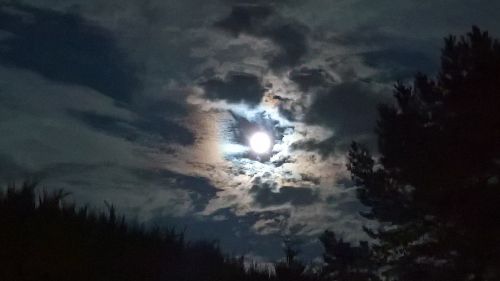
1 0 499 262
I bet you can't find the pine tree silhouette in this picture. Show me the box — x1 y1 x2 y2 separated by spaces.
319 231 380 281
347 26 500 280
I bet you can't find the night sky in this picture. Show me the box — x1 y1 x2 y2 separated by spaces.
1 0 499 262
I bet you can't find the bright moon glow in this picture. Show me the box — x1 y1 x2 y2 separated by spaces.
249 132 272 154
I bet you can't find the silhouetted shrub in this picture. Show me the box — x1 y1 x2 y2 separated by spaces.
0 182 278 281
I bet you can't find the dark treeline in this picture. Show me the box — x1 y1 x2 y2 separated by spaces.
1 26 500 281
0 182 278 281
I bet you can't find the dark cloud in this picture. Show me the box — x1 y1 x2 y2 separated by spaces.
216 4 273 34
325 190 368 215
148 207 292 260
299 173 320 185
29 163 114 187
272 95 303 121
360 48 437 81
290 136 336 159
140 99 189 119
326 25 399 47
283 173 321 186
250 178 319 207
289 67 334 91
72 111 195 146
215 4 309 70
23 162 220 213
0 3 139 103
220 0 298 5
306 82 389 140
133 116 195 146
0 154 30 182
271 155 294 167
201 72 266 106
335 176 356 188
131 168 221 211
323 25 438 82
266 23 309 69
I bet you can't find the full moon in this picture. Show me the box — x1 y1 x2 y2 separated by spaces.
249 131 272 154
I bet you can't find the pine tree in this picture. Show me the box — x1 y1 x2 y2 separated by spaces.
347 27 500 280
319 230 380 281
275 237 307 281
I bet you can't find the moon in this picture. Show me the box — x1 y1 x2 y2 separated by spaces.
249 131 272 154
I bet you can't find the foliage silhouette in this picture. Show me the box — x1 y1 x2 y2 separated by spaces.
347 26 500 280
0 182 278 281
319 231 380 281
273 237 318 281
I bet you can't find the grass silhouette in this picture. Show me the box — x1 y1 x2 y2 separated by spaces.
0 181 281 281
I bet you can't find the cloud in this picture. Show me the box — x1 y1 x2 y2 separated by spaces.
130 168 221 211
0 66 141 170
73 111 196 146
0 3 139 103
299 173 321 185
272 95 303 122
215 4 309 70
288 66 335 91
305 81 389 143
290 136 336 159
360 48 437 81
28 162 221 217
201 72 266 106
250 178 319 207
270 154 294 167
0 153 30 182
148 207 291 260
